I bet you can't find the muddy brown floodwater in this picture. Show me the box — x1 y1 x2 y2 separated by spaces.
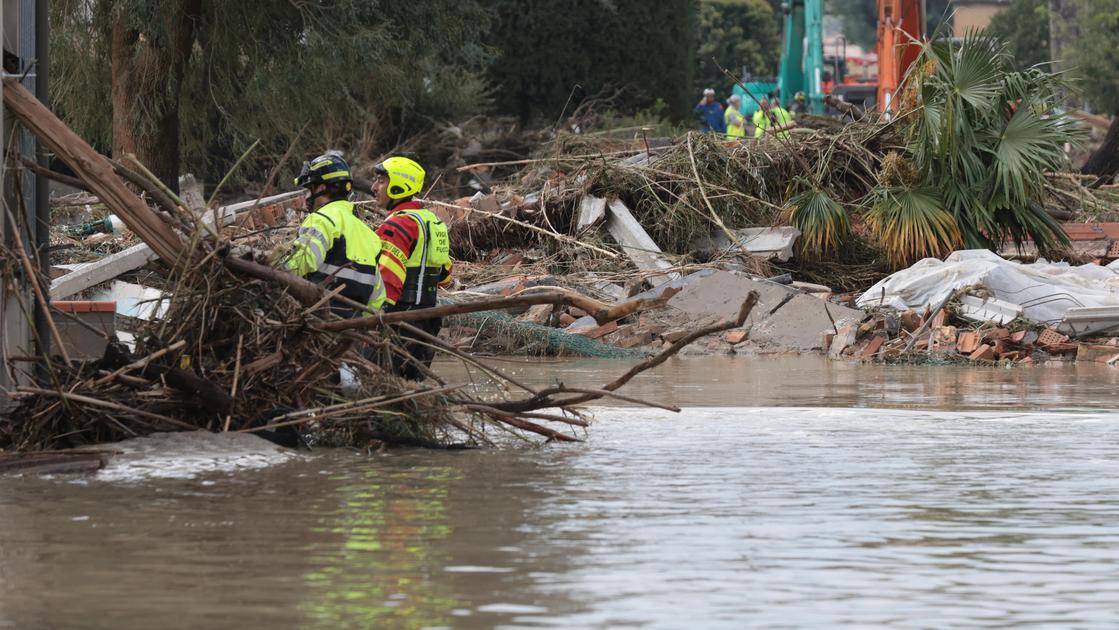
3 356 1119 629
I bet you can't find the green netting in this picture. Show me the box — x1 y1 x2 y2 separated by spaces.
448 310 647 359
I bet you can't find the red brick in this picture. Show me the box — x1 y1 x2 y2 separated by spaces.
969 344 996 361
899 310 920 332
581 320 617 339
662 328 689 343
724 330 748 345
51 301 116 313
933 326 958 348
1038 328 1069 347
957 331 980 354
558 313 577 327
861 335 885 358
931 309 949 328
986 328 1010 342
1009 330 1028 343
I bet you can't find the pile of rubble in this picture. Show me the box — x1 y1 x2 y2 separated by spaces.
826 306 1101 366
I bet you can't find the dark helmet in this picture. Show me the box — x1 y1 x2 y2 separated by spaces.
294 153 353 195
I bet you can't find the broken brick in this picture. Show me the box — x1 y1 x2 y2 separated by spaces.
931 309 949 328
558 313 577 327
956 331 980 354
574 320 617 339
969 344 996 361
1038 328 1069 347
662 328 689 343
932 326 958 348
899 309 920 332
861 335 885 359
724 330 748 345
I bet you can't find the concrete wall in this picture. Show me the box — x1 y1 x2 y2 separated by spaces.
952 2 1009 37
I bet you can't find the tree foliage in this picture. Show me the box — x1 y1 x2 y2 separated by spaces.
1069 0 1119 113
486 0 697 124
695 0 781 95
984 0 1051 70
50 0 493 187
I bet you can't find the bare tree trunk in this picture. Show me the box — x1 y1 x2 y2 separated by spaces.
110 0 202 193
1082 116 1119 187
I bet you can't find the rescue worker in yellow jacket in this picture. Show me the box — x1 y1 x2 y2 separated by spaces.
724 95 746 140
284 153 386 317
753 97 795 140
371 156 453 380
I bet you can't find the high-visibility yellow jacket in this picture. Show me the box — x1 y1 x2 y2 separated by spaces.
284 199 386 314
375 201 453 310
724 106 746 139
753 106 795 140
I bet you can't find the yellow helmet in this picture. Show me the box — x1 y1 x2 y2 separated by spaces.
375 156 425 200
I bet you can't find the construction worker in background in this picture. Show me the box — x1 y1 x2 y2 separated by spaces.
724 95 746 140
790 91 808 116
694 88 726 135
753 97 795 140
284 153 385 317
371 156 453 380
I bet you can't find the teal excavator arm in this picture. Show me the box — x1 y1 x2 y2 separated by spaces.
777 0 825 114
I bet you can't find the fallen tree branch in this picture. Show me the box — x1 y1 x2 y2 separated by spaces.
485 291 759 413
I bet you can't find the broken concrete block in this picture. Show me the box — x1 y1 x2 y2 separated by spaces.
576 196 607 232
605 198 679 286
1075 343 1119 364
957 331 980 354
724 330 748 345
957 294 1023 325
565 315 597 333
517 304 553 326
932 326 958 349
617 332 654 349
829 324 858 359
969 344 996 361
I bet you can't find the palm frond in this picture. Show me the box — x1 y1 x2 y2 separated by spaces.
865 186 962 268
784 186 851 259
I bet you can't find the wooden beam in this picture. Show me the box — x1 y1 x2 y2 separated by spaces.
2 78 183 263
605 199 679 286
49 191 304 300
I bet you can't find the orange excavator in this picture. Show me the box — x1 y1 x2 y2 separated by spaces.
876 0 926 115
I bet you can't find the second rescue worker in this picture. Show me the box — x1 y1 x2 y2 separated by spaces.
371 156 453 378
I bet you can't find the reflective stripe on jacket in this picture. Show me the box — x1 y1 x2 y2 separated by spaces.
375 202 453 309
284 199 386 314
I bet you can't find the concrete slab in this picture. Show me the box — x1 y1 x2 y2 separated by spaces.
691 226 801 261
666 271 864 350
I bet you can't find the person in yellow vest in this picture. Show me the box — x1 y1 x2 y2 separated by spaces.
724 95 746 140
753 97 795 140
283 153 386 318
371 156 453 380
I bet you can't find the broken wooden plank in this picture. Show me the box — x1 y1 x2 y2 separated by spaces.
49 190 304 300
576 195 607 232
605 199 679 286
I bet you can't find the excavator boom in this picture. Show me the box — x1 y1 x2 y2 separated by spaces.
877 0 925 114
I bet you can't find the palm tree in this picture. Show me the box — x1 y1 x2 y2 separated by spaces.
888 32 1078 260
